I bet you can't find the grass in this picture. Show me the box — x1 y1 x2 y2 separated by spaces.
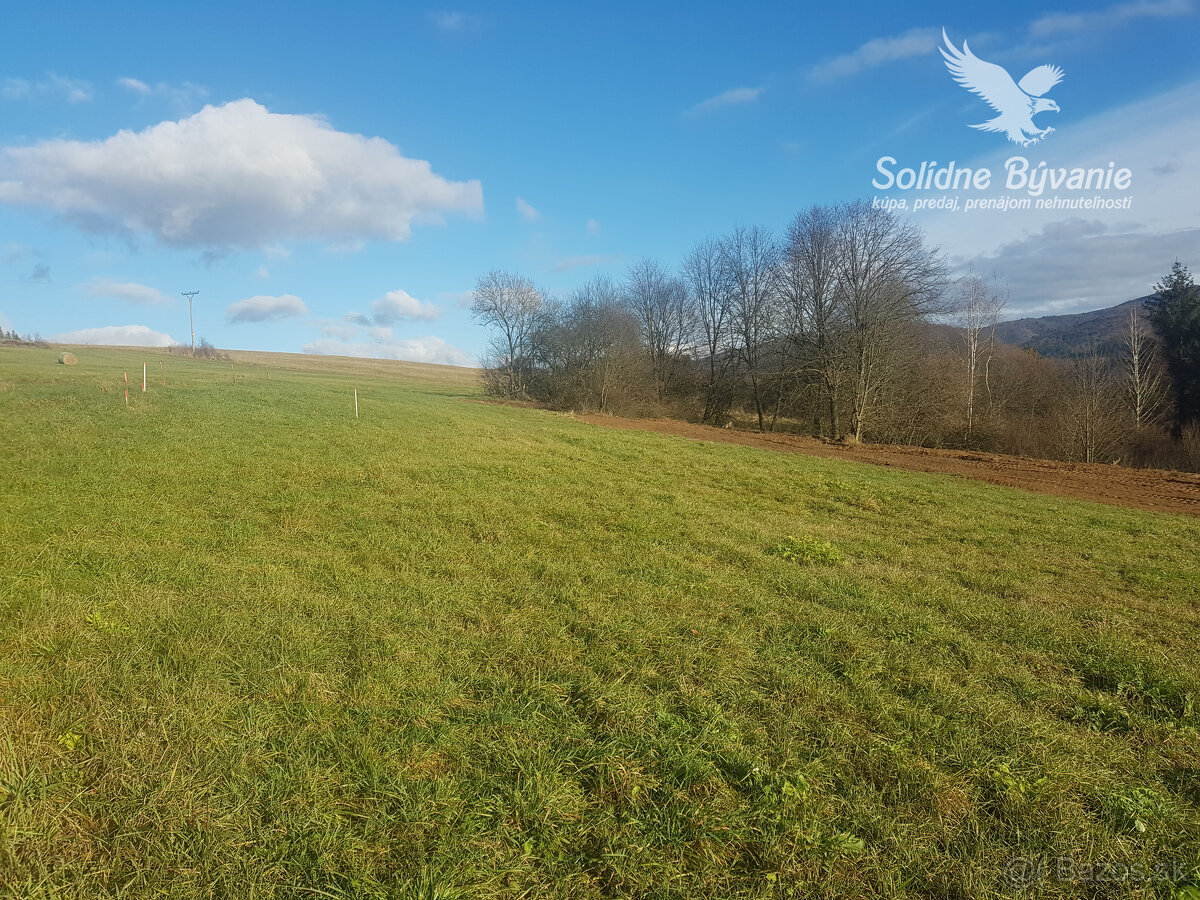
1 345 1198 898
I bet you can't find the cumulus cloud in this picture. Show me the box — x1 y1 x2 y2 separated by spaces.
52 324 177 346
686 86 764 116
516 197 540 222
86 279 170 306
371 289 441 323
226 293 309 324
0 98 484 251
303 334 474 366
2 73 93 103
810 28 938 81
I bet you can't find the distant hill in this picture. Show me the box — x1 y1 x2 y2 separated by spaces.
993 297 1154 358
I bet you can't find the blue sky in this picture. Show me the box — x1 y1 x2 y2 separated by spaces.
2 1 1198 363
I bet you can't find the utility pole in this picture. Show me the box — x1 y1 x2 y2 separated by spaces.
181 291 199 354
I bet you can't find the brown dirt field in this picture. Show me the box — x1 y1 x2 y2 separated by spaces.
573 413 1200 518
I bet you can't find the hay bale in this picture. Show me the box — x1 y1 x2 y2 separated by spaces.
58 352 78 366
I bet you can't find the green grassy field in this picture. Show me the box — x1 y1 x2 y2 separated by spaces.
1 346 1198 899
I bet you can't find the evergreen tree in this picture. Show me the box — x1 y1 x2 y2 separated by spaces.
1149 261 1200 434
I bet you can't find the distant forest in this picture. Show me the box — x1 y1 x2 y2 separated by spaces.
472 202 1200 472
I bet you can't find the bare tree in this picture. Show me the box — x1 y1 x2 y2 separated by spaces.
561 276 642 412
683 238 739 424
780 205 848 438
951 273 1006 441
834 202 945 442
623 259 692 402
722 226 781 431
471 270 544 397
1123 298 1167 430
1062 340 1124 463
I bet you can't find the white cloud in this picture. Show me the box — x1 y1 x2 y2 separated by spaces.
320 321 359 339
516 197 540 222
553 254 620 272
0 98 484 250
51 324 177 346
810 28 938 81
962 221 1200 316
909 79 1200 316
371 289 441 323
115 77 208 109
86 279 170 306
686 86 764 116
254 265 270 279
1029 0 1193 38
2 72 93 103
586 218 602 236
303 334 474 366
226 293 309 324
116 77 152 95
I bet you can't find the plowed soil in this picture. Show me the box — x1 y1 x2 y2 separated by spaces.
574 413 1200 518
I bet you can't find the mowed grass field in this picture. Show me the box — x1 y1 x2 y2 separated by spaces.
1 347 1198 899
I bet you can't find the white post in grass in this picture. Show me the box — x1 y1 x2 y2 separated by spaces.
354 388 359 418
142 362 146 392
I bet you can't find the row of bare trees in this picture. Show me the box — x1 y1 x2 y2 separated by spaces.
471 204 1198 470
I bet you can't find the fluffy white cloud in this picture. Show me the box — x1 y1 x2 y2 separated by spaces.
686 86 764 116
516 197 540 222
303 334 474 366
86 279 169 306
0 99 484 250
371 289 441 323
810 28 938 81
226 294 309 324
52 324 177 346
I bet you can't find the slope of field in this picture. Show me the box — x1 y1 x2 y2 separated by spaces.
1 347 1198 899
572 413 1200 518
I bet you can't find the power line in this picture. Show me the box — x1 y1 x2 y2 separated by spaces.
181 291 198 353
